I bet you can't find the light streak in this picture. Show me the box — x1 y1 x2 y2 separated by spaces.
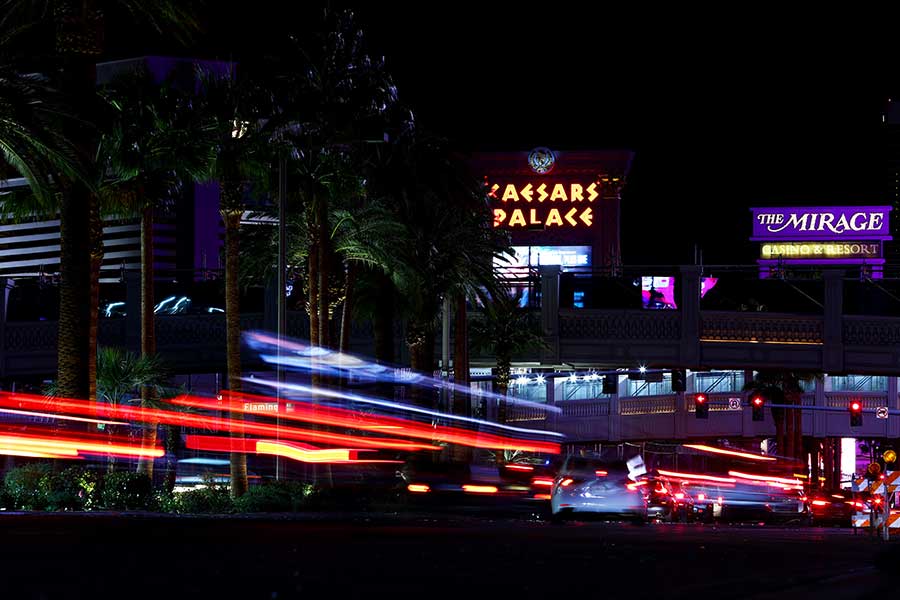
658 469 737 483
684 444 776 462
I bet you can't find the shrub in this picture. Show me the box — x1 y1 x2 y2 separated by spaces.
176 485 235 514
4 463 51 510
99 472 153 510
47 466 101 511
234 481 314 513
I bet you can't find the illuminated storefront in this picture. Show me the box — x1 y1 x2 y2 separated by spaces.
750 206 892 278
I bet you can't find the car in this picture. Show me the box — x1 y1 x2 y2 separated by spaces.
646 478 695 522
808 489 867 526
550 457 647 523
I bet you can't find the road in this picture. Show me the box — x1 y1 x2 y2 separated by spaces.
0 512 894 599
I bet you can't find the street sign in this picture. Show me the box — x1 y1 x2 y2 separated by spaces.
876 406 889 419
727 397 741 411
626 455 646 481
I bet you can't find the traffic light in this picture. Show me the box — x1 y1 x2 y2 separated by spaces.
849 401 863 427
751 394 765 422
694 393 709 419
671 369 686 392
602 375 617 395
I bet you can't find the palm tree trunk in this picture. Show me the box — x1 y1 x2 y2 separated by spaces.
784 402 795 459
137 204 158 478
339 262 356 354
88 196 102 404
793 396 803 462
223 208 248 498
494 358 511 425
317 213 330 350
373 271 394 364
57 184 92 401
53 14 99 404
453 292 469 416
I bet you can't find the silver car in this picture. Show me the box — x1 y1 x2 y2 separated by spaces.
550 458 647 523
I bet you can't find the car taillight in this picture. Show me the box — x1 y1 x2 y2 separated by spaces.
595 470 608 477
462 484 498 494
560 478 575 487
852 501 865 509
674 492 685 500
532 477 554 487
408 484 430 493
811 499 829 506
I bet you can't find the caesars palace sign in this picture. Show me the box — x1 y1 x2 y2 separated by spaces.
487 147 603 229
751 206 891 239
489 181 598 228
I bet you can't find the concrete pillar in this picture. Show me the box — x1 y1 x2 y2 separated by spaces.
608 375 623 442
813 375 827 438
679 266 701 368
540 266 561 364
823 270 844 373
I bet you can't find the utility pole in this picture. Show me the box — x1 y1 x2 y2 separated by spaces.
276 156 287 480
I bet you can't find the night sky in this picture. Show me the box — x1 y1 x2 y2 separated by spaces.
107 2 894 266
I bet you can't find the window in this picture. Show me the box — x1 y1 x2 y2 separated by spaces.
555 376 609 402
625 374 672 397
829 375 886 392
694 371 745 394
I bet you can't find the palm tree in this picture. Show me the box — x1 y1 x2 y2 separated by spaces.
267 9 399 352
99 66 212 477
470 290 547 424
1 0 198 403
370 132 509 377
197 67 273 498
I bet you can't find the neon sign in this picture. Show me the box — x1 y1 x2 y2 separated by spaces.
488 181 599 228
760 242 880 259
750 206 891 240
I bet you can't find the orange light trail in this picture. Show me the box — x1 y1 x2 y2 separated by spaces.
684 444 776 462
728 471 804 486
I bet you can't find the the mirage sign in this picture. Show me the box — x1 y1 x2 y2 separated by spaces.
750 206 892 240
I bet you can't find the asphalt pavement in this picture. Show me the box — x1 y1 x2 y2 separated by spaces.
0 511 893 600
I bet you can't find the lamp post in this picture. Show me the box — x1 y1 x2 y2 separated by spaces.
276 156 287 480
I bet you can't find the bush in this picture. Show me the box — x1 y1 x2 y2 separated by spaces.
47 466 100 511
175 476 235 514
4 463 52 510
99 471 153 510
234 481 314 513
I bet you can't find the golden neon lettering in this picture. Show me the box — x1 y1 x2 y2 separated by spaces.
520 183 533 202
587 182 599 201
550 184 567 201
546 209 563 226
580 207 593 226
537 183 549 202
493 208 506 227
570 183 584 202
564 208 578 226
502 184 519 202
509 209 527 226
529 209 541 225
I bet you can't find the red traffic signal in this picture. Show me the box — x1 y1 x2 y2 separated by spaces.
751 394 765 421
694 393 709 419
850 401 863 427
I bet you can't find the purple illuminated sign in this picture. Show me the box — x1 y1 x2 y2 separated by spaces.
750 206 892 241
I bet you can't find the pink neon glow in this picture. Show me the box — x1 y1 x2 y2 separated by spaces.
684 444 776 462
505 464 534 472
0 408 128 426
728 471 803 486
658 469 737 483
